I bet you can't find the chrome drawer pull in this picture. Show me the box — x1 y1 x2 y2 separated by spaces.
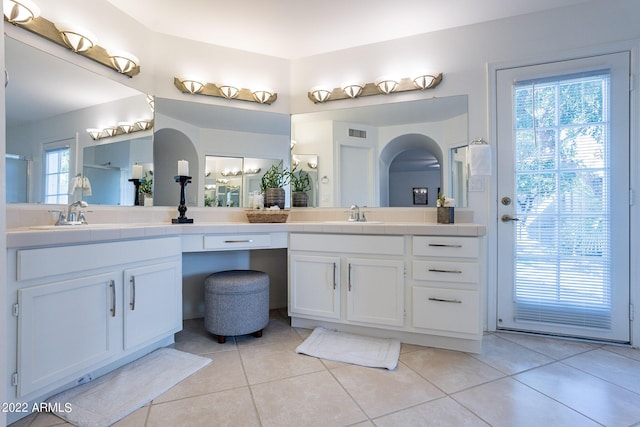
428 268 462 274
427 243 463 248
130 277 136 311
224 239 253 243
429 297 462 304
109 280 116 317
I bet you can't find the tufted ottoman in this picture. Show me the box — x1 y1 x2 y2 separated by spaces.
203 270 270 343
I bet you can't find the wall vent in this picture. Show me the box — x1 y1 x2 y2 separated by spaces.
348 128 367 138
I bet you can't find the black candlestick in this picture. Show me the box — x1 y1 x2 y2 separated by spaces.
172 175 194 224
128 178 141 206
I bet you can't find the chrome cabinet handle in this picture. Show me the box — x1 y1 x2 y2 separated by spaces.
224 239 253 243
109 280 116 317
428 268 462 274
332 262 337 290
428 297 462 304
348 263 352 291
427 243 463 248
130 277 136 311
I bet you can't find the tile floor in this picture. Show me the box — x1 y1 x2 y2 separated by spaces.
11 309 640 427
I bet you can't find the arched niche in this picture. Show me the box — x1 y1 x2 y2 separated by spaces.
379 134 443 207
153 128 199 207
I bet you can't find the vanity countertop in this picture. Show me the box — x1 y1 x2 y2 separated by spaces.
6 221 485 248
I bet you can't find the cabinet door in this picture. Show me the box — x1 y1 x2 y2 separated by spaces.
17 272 120 398
346 258 405 327
123 260 182 351
289 254 341 320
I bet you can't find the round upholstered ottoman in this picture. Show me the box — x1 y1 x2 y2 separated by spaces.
204 270 269 343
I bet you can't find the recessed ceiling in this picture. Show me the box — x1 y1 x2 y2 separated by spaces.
106 0 597 59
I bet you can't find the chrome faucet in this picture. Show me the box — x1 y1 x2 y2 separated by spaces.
68 200 88 222
349 205 360 222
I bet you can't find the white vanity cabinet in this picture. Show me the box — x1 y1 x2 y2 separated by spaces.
289 233 405 329
7 237 182 402
411 236 482 338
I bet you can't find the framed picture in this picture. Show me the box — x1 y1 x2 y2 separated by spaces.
412 187 428 205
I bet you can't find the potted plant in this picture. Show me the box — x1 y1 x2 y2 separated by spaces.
139 171 153 206
290 167 311 207
260 162 290 209
436 192 455 224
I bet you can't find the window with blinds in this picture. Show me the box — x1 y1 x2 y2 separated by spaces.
512 70 612 329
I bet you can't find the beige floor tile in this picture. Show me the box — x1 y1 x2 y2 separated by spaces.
602 344 640 361
453 377 601 427
9 412 70 427
331 362 444 418
239 340 326 384
516 362 640 426
472 334 555 374
112 405 149 426
373 396 489 427
146 387 260 427
153 350 247 403
251 370 367 427
563 348 640 394
173 318 236 355
400 348 504 393
495 331 600 359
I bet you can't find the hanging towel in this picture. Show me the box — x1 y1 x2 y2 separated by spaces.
81 176 92 196
69 175 82 195
468 143 492 176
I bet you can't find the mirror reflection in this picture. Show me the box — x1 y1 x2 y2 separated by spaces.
5 35 153 205
291 95 468 207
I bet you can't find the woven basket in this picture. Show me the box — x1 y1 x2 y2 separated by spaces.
245 209 290 223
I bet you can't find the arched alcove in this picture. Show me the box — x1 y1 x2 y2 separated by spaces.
379 134 443 207
153 128 199 207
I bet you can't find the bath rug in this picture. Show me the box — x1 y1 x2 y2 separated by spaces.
295 327 400 370
46 347 211 427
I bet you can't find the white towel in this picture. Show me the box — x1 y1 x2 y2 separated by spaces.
82 176 92 196
468 143 492 176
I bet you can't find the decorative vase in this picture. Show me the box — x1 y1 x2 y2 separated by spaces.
437 207 455 224
265 188 285 209
292 191 308 207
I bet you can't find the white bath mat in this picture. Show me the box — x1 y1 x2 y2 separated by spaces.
295 327 400 370
46 348 211 427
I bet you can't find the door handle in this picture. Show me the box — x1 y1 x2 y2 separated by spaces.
501 214 520 222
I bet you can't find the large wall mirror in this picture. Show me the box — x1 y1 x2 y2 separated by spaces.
5 35 153 205
291 95 469 208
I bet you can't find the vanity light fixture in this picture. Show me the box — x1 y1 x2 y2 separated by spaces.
218 85 240 99
174 77 278 105
136 119 153 131
107 49 139 74
412 73 440 90
310 87 331 103
375 78 398 94
55 23 96 52
118 122 135 133
243 167 261 174
290 139 297 149
308 161 317 169
103 126 118 137
86 128 103 141
308 73 443 104
252 89 275 104
342 83 364 99
5 6 140 77
4 0 40 23
181 80 204 94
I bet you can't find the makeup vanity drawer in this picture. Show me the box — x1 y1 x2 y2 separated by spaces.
203 233 273 250
412 260 479 284
413 236 479 258
412 286 480 335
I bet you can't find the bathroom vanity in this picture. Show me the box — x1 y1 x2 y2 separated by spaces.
4 211 485 423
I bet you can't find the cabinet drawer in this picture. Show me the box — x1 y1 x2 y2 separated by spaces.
203 234 272 250
290 233 404 256
413 260 479 284
413 236 479 258
412 287 479 335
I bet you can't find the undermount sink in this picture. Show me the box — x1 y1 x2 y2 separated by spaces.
323 220 384 224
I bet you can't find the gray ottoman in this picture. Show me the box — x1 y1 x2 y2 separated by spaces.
204 270 269 343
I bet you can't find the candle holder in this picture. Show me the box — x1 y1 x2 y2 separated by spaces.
172 175 194 224
128 178 141 206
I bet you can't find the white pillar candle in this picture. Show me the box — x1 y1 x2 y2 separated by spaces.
132 164 143 179
178 160 189 176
